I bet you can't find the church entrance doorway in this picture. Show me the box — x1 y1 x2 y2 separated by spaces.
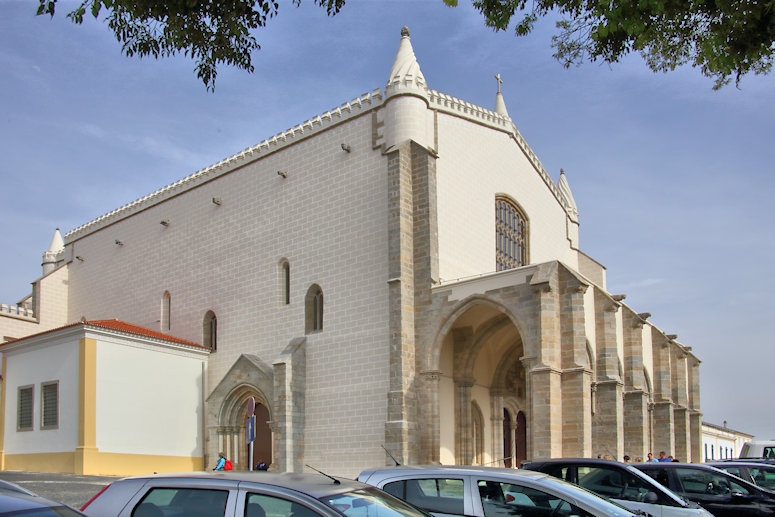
250 402 272 469
435 300 527 466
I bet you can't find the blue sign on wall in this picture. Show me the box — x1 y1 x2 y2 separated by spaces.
247 414 256 444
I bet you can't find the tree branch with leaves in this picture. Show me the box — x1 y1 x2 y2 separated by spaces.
39 0 774 90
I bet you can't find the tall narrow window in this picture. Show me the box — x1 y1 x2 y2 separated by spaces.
281 260 290 305
203 311 217 352
41 381 59 429
162 291 171 332
496 196 528 271
17 385 33 431
305 284 324 333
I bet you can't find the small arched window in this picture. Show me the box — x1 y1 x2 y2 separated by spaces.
203 311 217 351
279 259 290 305
305 284 324 334
161 291 171 332
495 196 528 271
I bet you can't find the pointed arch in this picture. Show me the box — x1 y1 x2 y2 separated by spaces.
424 295 527 373
425 294 528 466
206 354 275 471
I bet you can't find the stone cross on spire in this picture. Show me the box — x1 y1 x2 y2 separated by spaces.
493 73 509 117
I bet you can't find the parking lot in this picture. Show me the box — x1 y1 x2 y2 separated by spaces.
0 470 119 509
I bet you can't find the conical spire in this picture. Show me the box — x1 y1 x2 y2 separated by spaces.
41 228 64 275
557 169 578 219
385 26 428 99
493 74 509 117
46 228 64 254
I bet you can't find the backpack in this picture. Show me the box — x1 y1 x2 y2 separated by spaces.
224 459 233 470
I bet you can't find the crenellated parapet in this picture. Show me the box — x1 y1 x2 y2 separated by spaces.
427 89 575 222
0 303 35 320
65 89 385 242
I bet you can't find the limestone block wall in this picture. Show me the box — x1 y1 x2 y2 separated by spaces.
35 265 70 330
0 266 69 343
0 312 38 343
435 112 577 282
59 106 393 476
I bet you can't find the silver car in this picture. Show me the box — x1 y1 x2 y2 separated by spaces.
80 471 432 517
357 465 639 517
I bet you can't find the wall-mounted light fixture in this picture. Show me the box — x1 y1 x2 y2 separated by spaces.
212 197 222 205
115 239 124 246
277 170 287 178
75 256 85 262
341 143 351 153
160 220 170 227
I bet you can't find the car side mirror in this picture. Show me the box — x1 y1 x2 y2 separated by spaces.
730 490 747 501
644 492 658 504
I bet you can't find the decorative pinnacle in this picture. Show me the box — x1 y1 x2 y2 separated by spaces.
401 26 410 37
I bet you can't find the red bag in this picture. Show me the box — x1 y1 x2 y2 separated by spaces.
224 459 233 471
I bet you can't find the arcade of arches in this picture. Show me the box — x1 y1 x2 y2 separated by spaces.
205 263 701 471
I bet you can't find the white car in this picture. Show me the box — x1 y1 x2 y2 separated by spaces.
357 465 639 517
739 440 775 460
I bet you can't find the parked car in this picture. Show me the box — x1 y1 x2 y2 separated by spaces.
740 441 775 460
357 465 639 517
634 462 775 517
0 489 86 516
521 458 713 517
79 471 432 517
0 478 37 495
706 461 775 491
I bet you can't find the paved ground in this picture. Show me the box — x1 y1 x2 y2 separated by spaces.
0 470 119 509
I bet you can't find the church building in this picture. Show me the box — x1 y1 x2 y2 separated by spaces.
0 27 702 477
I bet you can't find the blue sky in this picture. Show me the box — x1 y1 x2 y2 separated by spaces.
1 1 773 441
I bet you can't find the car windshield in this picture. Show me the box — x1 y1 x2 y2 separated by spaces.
528 475 637 516
321 487 430 517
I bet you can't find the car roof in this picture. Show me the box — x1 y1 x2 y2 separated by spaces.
633 462 768 490
0 490 78 512
111 471 369 498
0 479 36 495
709 460 775 465
636 463 720 470
523 458 631 467
358 464 550 480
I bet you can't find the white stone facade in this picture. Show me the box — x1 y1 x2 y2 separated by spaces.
0 27 701 477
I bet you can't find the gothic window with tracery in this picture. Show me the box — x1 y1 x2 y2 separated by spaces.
496 196 528 271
